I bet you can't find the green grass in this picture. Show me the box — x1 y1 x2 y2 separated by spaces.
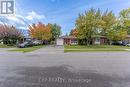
0 44 14 48
8 45 45 53
64 45 130 52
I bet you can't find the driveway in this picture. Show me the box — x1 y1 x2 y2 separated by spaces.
0 46 130 87
29 45 64 54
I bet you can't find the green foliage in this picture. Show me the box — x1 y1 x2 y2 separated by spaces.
75 8 129 45
76 8 102 45
65 45 130 52
106 23 127 41
101 10 116 35
50 23 61 41
119 8 130 34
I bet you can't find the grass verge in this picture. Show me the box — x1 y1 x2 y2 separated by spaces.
64 45 130 52
0 44 14 48
8 45 45 53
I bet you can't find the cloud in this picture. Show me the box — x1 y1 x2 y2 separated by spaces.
26 11 45 20
6 16 25 25
0 14 29 30
0 11 46 30
18 26 28 30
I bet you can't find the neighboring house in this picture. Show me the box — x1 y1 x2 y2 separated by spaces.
92 36 108 45
56 36 78 45
123 35 130 44
62 36 78 45
56 36 108 45
56 35 130 45
19 36 33 43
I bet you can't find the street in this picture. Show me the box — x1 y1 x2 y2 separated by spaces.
0 46 130 87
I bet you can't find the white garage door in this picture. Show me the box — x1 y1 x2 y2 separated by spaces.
56 39 64 45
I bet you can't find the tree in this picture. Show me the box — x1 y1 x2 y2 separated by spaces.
50 23 61 41
106 23 127 42
69 28 78 37
76 8 102 45
101 10 116 35
29 22 52 41
119 8 130 34
0 24 23 45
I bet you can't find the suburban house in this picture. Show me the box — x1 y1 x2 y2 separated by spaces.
56 35 130 45
56 36 78 45
123 35 130 43
56 36 108 45
91 36 108 45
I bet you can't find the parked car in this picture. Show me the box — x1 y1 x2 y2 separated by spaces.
126 43 130 46
42 40 49 45
33 40 42 46
17 41 33 48
122 41 128 46
112 41 123 46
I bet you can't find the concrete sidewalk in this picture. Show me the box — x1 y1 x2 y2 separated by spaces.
28 45 64 54
0 48 16 52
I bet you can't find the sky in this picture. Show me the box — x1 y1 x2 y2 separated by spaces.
1 0 130 35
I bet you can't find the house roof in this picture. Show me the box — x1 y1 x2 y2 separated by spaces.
59 36 77 39
59 35 130 39
92 35 106 38
126 35 130 38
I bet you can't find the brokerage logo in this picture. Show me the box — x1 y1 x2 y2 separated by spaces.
0 0 14 15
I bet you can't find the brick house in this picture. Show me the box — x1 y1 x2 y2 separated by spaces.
56 35 130 45
56 36 108 45
123 35 130 44
56 36 78 45
91 36 108 45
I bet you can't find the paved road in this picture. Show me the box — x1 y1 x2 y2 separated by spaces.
0 46 130 87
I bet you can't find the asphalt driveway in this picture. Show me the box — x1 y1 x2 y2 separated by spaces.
0 46 130 87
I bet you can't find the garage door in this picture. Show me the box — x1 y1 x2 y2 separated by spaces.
56 39 64 45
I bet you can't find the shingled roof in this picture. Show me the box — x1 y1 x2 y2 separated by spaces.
59 36 77 39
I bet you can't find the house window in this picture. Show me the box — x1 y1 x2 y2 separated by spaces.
95 37 100 44
71 39 78 45
95 37 100 42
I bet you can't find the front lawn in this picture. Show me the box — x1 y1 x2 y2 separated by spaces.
0 44 14 48
64 45 130 52
8 45 45 53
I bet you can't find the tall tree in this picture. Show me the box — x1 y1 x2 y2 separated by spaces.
119 8 130 34
106 23 127 42
69 28 78 37
76 8 102 45
0 24 23 45
29 22 52 41
101 10 116 35
50 23 61 41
